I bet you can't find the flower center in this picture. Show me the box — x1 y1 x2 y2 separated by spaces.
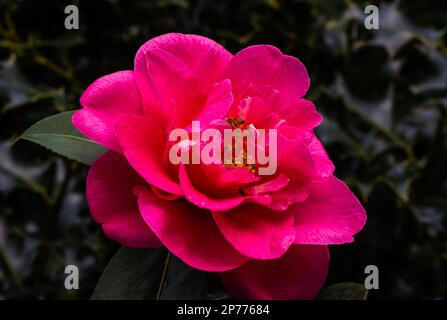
224 117 257 174
226 117 246 129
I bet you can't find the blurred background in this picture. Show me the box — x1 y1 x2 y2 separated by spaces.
0 0 446 299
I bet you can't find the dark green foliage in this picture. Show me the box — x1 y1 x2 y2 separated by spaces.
91 248 210 300
316 282 368 300
91 247 167 300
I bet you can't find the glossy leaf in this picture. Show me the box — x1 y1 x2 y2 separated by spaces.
19 111 107 165
92 247 167 300
159 254 208 300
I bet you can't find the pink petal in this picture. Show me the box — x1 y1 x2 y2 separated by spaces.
86 151 160 248
224 45 310 103
280 99 323 131
136 47 198 121
266 181 309 211
200 165 260 193
114 114 182 195
134 33 232 121
151 185 182 201
276 131 317 182
232 96 282 130
242 175 308 211
293 176 366 245
179 164 270 211
308 134 335 177
213 205 295 260
258 132 315 211
135 187 248 272
242 174 289 195
73 71 143 152
220 245 329 300
186 79 233 130
181 160 260 198
136 33 232 83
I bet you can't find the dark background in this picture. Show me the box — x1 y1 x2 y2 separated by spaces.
0 0 446 299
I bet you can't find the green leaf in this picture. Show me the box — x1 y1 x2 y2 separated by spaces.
92 247 167 300
92 247 210 300
159 254 208 300
316 282 368 300
19 111 107 165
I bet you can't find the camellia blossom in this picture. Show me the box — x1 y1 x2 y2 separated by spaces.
73 33 366 299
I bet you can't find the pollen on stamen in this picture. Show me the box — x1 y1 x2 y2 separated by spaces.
224 117 257 174
226 117 245 129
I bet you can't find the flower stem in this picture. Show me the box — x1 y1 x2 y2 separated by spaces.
156 251 171 300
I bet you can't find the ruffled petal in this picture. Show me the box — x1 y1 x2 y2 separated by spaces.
308 134 335 177
224 45 310 103
134 33 232 122
293 176 366 245
259 132 315 211
135 187 248 272
186 79 233 130
73 71 143 152
86 151 160 248
179 164 270 211
280 99 323 132
136 33 232 83
213 204 295 259
220 245 329 299
114 114 182 195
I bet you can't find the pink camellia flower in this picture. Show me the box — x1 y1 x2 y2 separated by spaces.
73 33 366 299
